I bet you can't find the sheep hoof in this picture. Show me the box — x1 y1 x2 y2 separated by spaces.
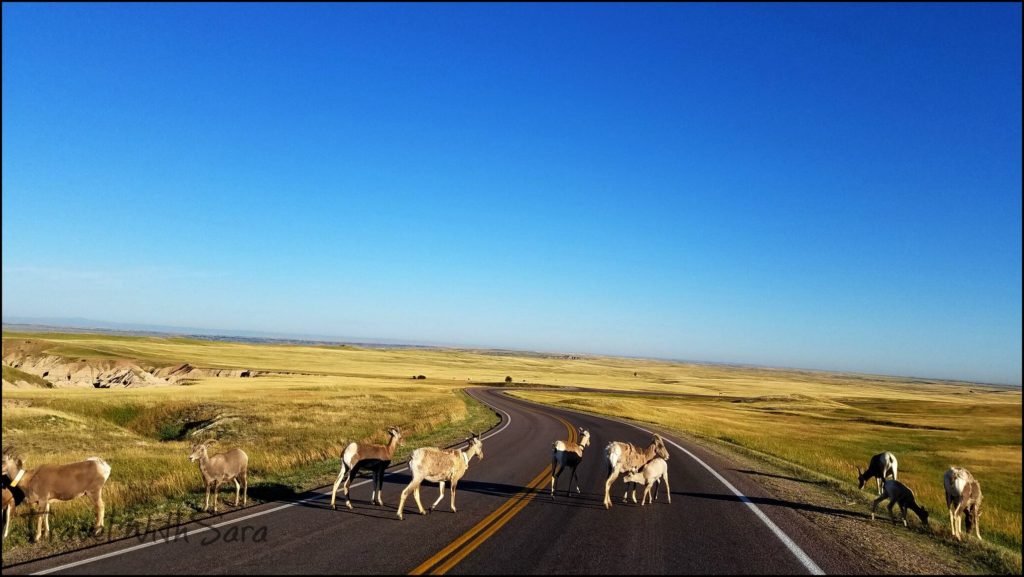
346 502 353 510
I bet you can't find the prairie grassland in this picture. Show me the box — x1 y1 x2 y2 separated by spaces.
2 332 1020 571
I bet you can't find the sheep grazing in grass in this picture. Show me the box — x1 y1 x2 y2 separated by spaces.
857 452 898 495
871 479 929 528
944 467 983 541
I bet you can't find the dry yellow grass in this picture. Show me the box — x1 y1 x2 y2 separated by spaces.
2 332 1020 572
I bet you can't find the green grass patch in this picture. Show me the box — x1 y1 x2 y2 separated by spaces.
3 365 53 387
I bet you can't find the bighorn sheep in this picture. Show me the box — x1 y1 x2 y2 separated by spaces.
871 479 929 528
603 434 669 509
550 427 591 498
622 457 670 506
1 447 111 541
331 426 403 510
857 451 898 495
944 467 983 541
396 433 484 520
188 440 248 513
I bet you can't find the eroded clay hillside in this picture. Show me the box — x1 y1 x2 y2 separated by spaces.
2 337 257 388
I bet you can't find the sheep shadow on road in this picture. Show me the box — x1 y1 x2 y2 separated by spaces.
677 492 871 520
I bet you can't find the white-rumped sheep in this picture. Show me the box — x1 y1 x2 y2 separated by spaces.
871 479 929 528
622 457 670 506
331 426 403 510
944 466 983 541
550 427 591 498
603 434 669 509
857 451 898 495
2 447 111 541
188 441 248 513
397 434 483 520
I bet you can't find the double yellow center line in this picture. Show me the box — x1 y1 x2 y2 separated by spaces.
409 407 576 575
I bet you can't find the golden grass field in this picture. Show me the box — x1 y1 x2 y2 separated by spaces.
2 331 1021 572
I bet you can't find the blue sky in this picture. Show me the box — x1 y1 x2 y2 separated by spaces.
3 3 1021 385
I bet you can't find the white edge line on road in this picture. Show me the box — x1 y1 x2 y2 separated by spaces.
506 392 825 576
629 424 826 576
29 395 513 576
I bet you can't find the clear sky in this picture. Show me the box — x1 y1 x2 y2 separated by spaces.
3 3 1021 385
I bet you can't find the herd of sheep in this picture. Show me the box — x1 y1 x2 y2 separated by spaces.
0 425 986 547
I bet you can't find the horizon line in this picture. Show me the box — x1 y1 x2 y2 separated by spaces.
2 316 1019 389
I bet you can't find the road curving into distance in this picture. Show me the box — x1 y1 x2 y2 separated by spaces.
3 387 875 575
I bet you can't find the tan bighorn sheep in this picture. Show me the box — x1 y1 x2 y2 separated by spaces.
396 433 484 520
603 434 669 509
187 440 248 513
331 426 403 510
622 457 670 506
857 451 898 495
550 427 591 498
944 467 983 541
1 447 111 541
871 479 929 528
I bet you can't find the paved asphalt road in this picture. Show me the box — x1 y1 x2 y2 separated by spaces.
3 388 876 575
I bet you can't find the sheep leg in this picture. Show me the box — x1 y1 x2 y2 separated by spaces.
973 509 982 540
203 481 211 512
374 466 385 506
569 465 581 496
92 489 106 535
663 471 671 504
330 463 348 510
430 481 446 512
450 480 459 513
953 503 965 540
550 462 563 497
242 471 248 507
641 484 652 506
413 484 426 515
948 505 958 539
397 479 416 520
212 481 221 513
345 464 362 509
234 479 241 507
887 500 898 525
623 482 637 503
3 502 11 540
43 502 51 538
33 505 43 542
603 466 620 509
870 494 886 520
2 502 11 540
